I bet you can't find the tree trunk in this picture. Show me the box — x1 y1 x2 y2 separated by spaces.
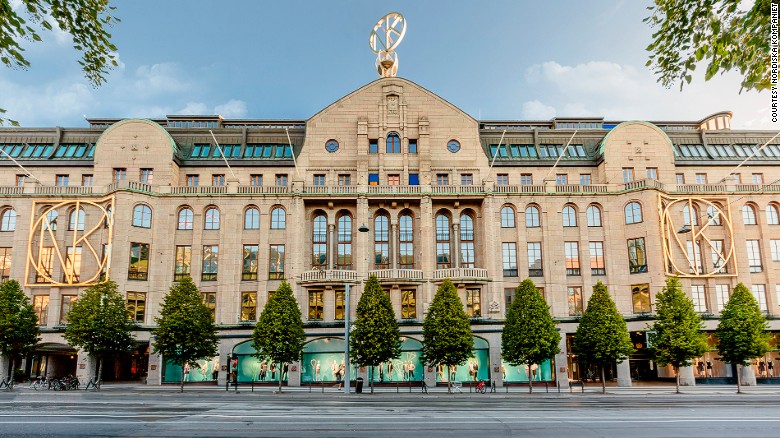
180 363 185 393
447 365 452 394
674 366 680 394
8 357 14 389
370 366 374 394
736 364 742 394
278 363 283 393
527 364 533 394
600 366 606 394
96 355 103 391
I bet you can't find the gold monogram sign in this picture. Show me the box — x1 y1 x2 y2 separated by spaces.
25 197 115 287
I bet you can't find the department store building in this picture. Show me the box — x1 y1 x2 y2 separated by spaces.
0 77 778 387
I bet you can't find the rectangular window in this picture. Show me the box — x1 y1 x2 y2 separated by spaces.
36 247 54 283
269 244 285 279
15 175 26 186
646 168 658 179
140 169 154 184
498 174 511 185
502 243 518 277
565 242 580 276
747 240 762 273
676 173 685 185
174 245 192 280
0 247 11 280
527 242 543 277
436 174 449 185
275 174 288 186
369 139 378 154
33 295 49 325
409 173 419 185
579 174 591 185
388 174 400 185
622 168 634 183
369 173 379 186
715 285 730 312
308 290 324 320
202 245 218 281
250 174 263 186
686 240 704 274
408 139 418 154
313 174 326 186
81 174 94 186
752 173 764 184
436 242 450 269
56 174 69 186
64 246 82 283
555 174 568 185
751 285 768 312
201 292 216 321
695 173 708 184
186 174 199 187
589 242 606 276
466 289 481 317
128 243 149 280
628 238 647 273
126 292 146 323
338 174 351 186
60 295 77 325
333 290 345 321
241 292 257 322
212 174 225 186
567 286 583 316
461 174 473 186
242 245 258 280
520 174 533 186
691 285 707 313
770 239 780 261
113 168 126 181
711 240 726 273
402 289 416 319
631 284 651 314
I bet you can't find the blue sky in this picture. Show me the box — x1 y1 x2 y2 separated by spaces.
0 0 771 129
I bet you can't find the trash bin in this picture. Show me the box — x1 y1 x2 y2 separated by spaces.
356 377 364 394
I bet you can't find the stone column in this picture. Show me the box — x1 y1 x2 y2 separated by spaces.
328 223 336 270
424 364 437 389
741 364 757 386
147 352 162 385
390 222 398 270
488 333 503 387
76 351 97 383
0 354 9 383
288 361 301 387
452 223 461 269
554 335 570 389
679 365 696 386
616 360 632 387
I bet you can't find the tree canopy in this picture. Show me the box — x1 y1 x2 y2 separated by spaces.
350 275 401 393
648 277 709 393
572 281 634 393
501 279 560 393
151 276 218 392
0 0 120 126
63 280 135 384
422 279 473 392
0 280 39 384
251 280 305 392
645 0 771 92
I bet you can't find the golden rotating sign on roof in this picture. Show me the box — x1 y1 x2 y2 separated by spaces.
369 12 407 78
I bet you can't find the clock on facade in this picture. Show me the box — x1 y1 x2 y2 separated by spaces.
325 139 339 153
447 139 460 153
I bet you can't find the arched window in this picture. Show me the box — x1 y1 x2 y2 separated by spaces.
525 205 540 228
742 205 757 225
386 132 401 153
132 204 152 228
312 214 327 268
706 205 722 226
460 214 475 268
436 214 451 269
586 205 602 227
104 206 112 228
177 207 193 230
683 205 699 226
562 205 577 227
500 206 515 228
44 209 58 231
766 204 780 225
244 207 260 230
204 207 220 230
271 207 286 229
624 202 643 224
68 208 84 231
0 208 16 231
399 214 414 269
336 215 352 270
374 215 389 269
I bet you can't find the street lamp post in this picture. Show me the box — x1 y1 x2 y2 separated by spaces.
344 223 371 395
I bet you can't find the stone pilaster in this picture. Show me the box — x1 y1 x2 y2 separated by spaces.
76 351 97 383
554 334 570 389
679 365 696 386
741 364 757 386
616 360 632 387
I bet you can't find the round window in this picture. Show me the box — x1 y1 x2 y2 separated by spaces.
447 140 460 153
325 139 339 153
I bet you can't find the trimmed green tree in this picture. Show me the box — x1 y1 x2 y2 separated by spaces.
0 280 40 388
63 280 135 388
716 282 771 394
422 279 473 393
251 280 305 393
501 279 560 393
350 275 401 393
152 276 218 392
648 277 709 394
572 281 634 393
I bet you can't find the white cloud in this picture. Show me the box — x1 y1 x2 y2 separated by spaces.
521 100 556 120
0 77 95 126
176 102 209 115
214 99 247 118
133 63 193 96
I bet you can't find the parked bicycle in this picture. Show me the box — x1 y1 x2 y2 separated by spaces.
475 380 487 394
29 376 49 391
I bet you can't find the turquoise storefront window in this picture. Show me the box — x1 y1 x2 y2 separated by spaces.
162 357 219 383
501 359 554 382
435 336 490 383
301 338 357 383
232 340 289 383
370 337 423 382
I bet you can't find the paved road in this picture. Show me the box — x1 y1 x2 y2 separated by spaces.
1 388 779 437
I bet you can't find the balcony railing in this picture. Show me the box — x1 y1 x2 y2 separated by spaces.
368 269 424 281
366 185 422 194
431 267 489 281
171 186 228 195
299 269 359 283
236 185 289 194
